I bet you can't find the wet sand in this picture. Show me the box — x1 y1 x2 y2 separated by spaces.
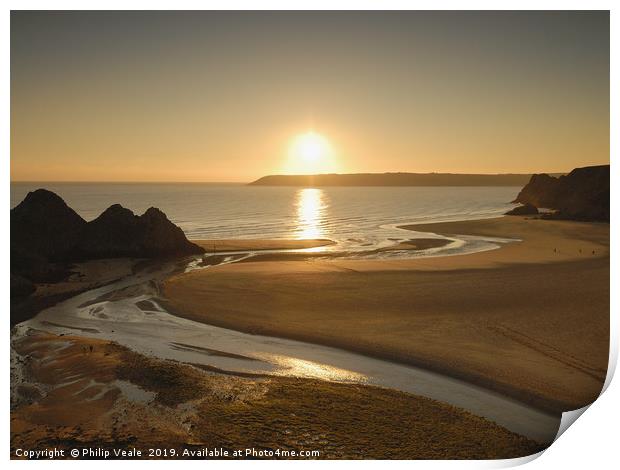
387 238 452 251
189 236 454 267
16 264 560 442
193 239 335 253
11 332 543 459
10 258 139 326
164 216 609 413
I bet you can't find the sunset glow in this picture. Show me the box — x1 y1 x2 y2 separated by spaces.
293 132 329 163
10 11 609 182
283 132 339 175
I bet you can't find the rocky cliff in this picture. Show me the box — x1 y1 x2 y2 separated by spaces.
513 165 609 222
75 205 204 259
11 189 204 296
11 189 87 262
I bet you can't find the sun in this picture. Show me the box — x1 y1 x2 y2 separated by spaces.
284 131 338 174
293 132 329 163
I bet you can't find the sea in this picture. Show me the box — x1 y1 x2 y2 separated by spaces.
10 183 521 257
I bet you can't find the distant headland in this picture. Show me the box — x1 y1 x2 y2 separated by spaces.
249 172 565 187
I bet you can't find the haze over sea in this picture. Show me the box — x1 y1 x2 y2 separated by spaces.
11 183 520 254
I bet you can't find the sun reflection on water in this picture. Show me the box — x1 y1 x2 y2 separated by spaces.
258 354 368 383
295 188 326 239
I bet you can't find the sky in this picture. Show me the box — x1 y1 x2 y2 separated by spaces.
11 11 609 182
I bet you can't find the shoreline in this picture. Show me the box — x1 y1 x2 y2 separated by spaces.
161 262 605 414
10 258 140 326
192 238 335 253
11 331 544 458
10 214 609 454
14 255 562 443
163 216 610 414
12 215 609 456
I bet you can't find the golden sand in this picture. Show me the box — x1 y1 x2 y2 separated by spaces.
164 216 609 412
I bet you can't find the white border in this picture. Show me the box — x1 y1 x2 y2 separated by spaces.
3 2 616 468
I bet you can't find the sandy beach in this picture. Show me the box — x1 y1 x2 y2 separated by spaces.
10 215 608 457
164 216 609 413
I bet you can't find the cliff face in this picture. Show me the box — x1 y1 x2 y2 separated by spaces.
11 189 87 262
11 190 87 284
10 189 204 296
513 165 609 222
75 205 204 259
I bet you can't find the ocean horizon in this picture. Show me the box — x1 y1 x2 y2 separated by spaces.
11 182 520 255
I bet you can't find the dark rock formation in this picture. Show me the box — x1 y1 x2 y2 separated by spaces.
10 273 35 298
505 203 539 216
513 165 609 222
11 189 205 298
11 189 87 284
140 207 204 257
75 205 204 259
11 189 87 262
512 174 561 209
